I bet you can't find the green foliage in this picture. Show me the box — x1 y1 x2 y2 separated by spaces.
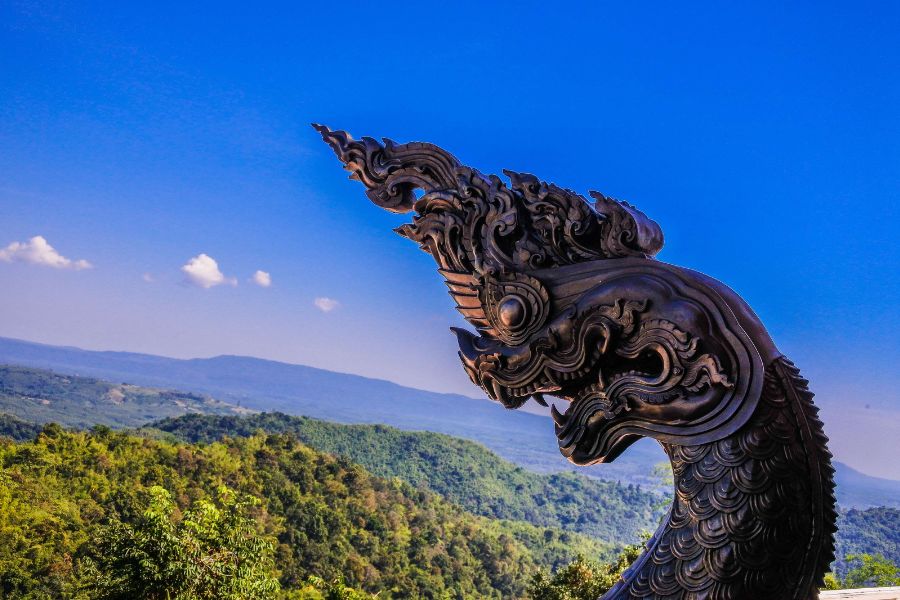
832 507 900 577
152 412 662 545
822 572 841 590
151 414 900 583
528 542 644 600
0 425 610 598
0 413 42 441
78 485 279 599
0 364 245 430
824 554 900 590
650 461 674 488
290 577 377 599
649 461 675 512
3 363 899 598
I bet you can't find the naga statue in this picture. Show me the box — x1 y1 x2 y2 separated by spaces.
315 124 836 600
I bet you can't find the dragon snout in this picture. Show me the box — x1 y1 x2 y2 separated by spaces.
451 327 505 404
450 327 541 409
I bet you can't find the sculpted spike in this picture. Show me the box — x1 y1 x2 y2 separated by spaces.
589 190 664 258
313 123 463 213
318 125 836 599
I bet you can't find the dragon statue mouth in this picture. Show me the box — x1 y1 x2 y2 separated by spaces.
316 124 837 599
451 300 612 410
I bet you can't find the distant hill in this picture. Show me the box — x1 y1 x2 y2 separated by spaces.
150 412 663 545
0 364 248 429
834 462 900 510
0 336 665 486
0 413 42 441
0 336 897 509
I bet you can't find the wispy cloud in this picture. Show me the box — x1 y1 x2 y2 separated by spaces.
0 235 92 270
314 297 339 312
251 270 272 288
181 253 236 288
142 273 155 283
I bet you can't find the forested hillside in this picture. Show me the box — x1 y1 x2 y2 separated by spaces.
833 507 900 576
0 425 616 599
150 412 900 578
0 364 246 429
152 412 662 544
0 413 42 441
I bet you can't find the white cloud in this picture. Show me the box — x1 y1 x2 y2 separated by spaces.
251 270 272 288
142 273 155 283
181 253 237 289
314 297 339 312
0 235 92 270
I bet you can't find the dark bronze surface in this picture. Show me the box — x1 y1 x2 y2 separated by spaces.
315 124 836 600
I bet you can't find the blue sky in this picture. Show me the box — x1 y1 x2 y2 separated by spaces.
1 2 898 477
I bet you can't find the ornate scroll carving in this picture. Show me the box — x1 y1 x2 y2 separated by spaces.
317 125 836 600
313 124 663 280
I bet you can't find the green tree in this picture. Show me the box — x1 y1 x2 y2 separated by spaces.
289 576 377 600
79 485 279 600
823 554 900 590
528 542 644 600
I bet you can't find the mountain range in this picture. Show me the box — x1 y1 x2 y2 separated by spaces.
0 335 897 509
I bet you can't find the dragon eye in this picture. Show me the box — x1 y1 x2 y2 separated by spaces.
498 295 527 328
481 272 550 345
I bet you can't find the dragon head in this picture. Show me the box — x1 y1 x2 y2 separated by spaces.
316 125 768 465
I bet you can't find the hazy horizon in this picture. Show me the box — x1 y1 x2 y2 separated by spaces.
2 332 898 485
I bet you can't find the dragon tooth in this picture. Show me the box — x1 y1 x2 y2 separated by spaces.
551 404 568 426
